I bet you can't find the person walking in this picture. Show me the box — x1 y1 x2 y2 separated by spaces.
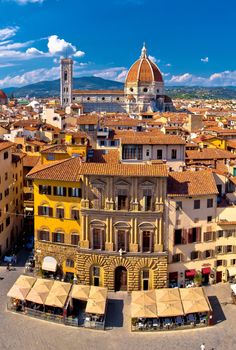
200 344 205 350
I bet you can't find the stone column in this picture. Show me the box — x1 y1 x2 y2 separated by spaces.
100 230 103 250
149 231 153 252
140 230 143 253
125 230 128 252
105 217 113 251
129 217 138 252
81 215 89 249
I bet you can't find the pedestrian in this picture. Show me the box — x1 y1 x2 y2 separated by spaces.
200 344 205 350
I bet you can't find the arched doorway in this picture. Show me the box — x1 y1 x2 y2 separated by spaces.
115 266 127 291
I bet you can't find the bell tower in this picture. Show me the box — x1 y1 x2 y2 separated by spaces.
60 58 73 107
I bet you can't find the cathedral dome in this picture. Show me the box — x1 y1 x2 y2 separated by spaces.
125 45 163 85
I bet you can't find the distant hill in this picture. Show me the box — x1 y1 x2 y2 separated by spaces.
165 86 236 100
3 76 123 98
2 77 236 99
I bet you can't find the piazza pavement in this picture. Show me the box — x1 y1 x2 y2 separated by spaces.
0 250 236 350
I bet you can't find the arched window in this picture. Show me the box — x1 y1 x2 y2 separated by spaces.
37 228 50 241
64 71 68 81
52 230 64 243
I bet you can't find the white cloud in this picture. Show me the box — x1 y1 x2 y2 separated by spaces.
48 35 74 56
148 55 160 64
116 69 128 82
12 0 44 4
166 63 172 67
0 66 59 87
93 67 127 81
201 57 209 63
167 70 236 86
0 63 16 68
25 47 45 56
0 27 19 41
74 50 85 58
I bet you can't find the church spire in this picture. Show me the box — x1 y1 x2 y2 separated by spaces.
140 42 147 58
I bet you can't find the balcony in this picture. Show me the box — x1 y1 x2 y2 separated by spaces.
97 128 109 138
77 247 167 258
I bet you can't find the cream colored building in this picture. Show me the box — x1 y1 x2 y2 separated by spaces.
167 170 236 286
0 141 24 255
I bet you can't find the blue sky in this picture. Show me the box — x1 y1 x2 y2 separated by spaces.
0 0 235 87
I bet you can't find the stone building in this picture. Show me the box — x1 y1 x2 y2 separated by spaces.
27 158 168 291
62 45 174 113
0 141 24 256
60 58 73 107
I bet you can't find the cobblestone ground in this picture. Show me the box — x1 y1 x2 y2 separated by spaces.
1 251 236 350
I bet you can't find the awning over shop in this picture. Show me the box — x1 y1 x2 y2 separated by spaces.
185 269 196 277
7 275 36 300
228 267 236 277
42 256 57 272
131 291 157 318
202 267 211 275
230 284 236 295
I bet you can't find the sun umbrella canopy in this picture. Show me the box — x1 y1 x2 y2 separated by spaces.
26 278 54 305
88 286 108 301
180 287 210 314
132 290 156 305
156 300 184 317
155 288 181 302
7 275 36 300
45 281 71 308
71 285 91 301
85 298 106 315
131 302 157 318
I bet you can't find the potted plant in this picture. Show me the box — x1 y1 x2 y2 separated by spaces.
194 272 202 286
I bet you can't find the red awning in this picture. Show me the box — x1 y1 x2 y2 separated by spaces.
185 269 196 277
202 267 211 274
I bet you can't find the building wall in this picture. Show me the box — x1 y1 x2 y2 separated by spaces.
0 146 24 255
33 174 168 290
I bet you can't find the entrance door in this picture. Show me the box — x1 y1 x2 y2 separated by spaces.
216 271 222 283
115 266 127 291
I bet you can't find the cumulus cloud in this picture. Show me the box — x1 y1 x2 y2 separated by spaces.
74 50 85 58
0 27 19 41
0 66 59 87
167 70 236 86
165 63 172 67
47 35 78 57
93 67 127 81
201 57 209 63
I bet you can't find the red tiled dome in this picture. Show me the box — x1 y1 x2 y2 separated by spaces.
125 45 163 84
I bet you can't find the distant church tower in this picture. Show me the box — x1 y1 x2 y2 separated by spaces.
60 58 73 107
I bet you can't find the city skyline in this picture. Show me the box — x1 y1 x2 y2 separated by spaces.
0 0 235 87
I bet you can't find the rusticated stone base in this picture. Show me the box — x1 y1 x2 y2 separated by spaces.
35 241 168 291
76 251 168 291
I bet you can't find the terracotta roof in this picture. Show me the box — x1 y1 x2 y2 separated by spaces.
27 157 168 181
40 145 68 154
168 170 218 197
0 90 7 99
121 134 185 145
90 149 120 163
0 140 13 151
73 90 123 95
23 155 40 168
126 57 163 84
186 149 236 160
77 115 99 125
